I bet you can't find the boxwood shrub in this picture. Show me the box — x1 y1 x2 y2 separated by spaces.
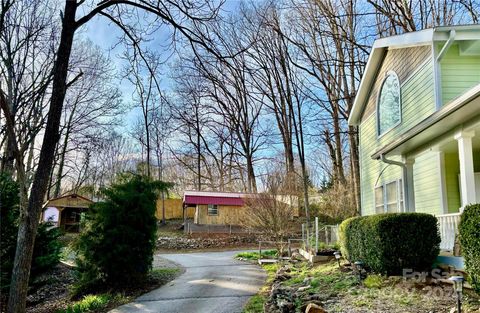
459 204 480 294
339 213 440 275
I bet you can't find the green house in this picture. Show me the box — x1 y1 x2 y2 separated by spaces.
348 25 480 252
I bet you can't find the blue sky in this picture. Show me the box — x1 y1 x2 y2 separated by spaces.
79 1 242 129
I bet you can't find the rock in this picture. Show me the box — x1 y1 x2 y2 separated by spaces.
277 299 295 312
305 302 328 313
304 295 326 302
297 286 310 292
276 274 292 281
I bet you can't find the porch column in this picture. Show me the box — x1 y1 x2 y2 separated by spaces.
404 158 415 212
454 130 476 209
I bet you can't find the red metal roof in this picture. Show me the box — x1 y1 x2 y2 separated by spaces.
183 191 249 206
184 195 244 206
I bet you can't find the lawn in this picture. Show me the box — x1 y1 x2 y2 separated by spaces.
236 250 277 261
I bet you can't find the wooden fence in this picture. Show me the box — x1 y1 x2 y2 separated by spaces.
155 199 194 220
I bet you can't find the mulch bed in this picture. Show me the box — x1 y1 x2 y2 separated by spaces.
25 263 75 313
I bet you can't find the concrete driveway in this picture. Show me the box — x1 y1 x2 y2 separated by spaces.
110 250 266 313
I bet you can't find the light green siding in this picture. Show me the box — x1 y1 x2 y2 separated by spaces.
359 113 402 215
376 60 435 147
441 44 480 105
444 152 460 213
359 59 437 215
413 151 441 215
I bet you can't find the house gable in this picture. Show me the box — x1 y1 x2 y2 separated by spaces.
360 45 432 123
357 45 438 216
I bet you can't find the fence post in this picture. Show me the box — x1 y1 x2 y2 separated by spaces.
302 223 305 242
306 227 310 250
315 217 319 254
325 227 329 246
229 224 232 234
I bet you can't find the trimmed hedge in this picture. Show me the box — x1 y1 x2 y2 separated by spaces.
339 213 440 275
459 204 480 294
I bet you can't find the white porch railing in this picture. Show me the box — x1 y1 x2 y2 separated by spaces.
436 212 462 251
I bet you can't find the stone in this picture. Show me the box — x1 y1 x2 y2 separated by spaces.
305 302 328 313
297 286 310 292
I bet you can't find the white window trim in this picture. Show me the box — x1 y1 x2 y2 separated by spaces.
207 204 218 216
376 70 402 138
374 178 404 213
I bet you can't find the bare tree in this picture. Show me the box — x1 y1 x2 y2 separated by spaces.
1 1 227 311
50 41 122 197
0 0 58 214
241 171 297 255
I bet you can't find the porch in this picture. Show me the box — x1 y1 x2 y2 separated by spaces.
435 124 480 252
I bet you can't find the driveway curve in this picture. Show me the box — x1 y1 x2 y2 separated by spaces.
110 250 266 313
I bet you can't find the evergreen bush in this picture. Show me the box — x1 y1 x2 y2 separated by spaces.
0 173 62 292
74 174 171 294
459 204 480 294
339 213 440 275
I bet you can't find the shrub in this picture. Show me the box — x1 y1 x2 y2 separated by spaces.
0 174 61 292
74 174 170 294
339 213 440 275
459 204 480 294
57 294 118 313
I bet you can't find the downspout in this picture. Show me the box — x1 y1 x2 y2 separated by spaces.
380 154 413 212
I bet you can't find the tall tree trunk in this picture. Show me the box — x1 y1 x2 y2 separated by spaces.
332 103 346 185
195 107 201 191
348 125 361 215
54 127 71 197
1 134 16 174
7 2 77 312
246 153 257 193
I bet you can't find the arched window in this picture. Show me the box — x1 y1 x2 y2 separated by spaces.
377 71 401 136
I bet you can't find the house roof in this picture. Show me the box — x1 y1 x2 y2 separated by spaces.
348 25 480 126
42 193 94 209
183 191 255 206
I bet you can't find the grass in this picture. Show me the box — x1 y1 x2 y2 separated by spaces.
236 250 277 261
242 262 279 313
363 274 385 289
149 268 180 280
156 220 186 238
56 294 129 313
242 294 265 313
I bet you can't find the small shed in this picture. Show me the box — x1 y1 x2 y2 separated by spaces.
182 191 299 226
42 194 94 232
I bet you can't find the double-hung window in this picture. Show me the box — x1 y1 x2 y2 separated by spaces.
374 179 404 213
207 204 218 216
